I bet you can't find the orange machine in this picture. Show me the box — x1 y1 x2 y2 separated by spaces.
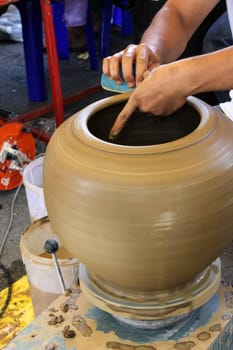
0 121 35 190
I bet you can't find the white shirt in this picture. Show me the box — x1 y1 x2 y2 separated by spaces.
226 0 233 35
220 0 233 119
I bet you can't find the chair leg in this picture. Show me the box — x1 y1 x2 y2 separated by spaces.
52 1 70 60
84 0 99 70
121 9 133 36
16 0 47 102
40 0 64 127
99 0 113 58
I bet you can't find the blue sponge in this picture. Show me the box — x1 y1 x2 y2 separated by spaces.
101 73 135 94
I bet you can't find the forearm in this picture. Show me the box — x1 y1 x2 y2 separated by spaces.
178 47 233 96
140 0 220 64
140 8 189 63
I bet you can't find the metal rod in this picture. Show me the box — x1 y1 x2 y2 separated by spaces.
51 253 66 293
44 239 66 293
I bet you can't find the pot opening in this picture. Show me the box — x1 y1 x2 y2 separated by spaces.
87 101 201 146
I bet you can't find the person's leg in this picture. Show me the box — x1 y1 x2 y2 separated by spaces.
202 11 233 103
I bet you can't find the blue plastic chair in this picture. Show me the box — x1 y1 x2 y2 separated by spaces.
100 0 133 58
13 0 132 102
14 0 98 102
15 0 46 102
52 1 98 70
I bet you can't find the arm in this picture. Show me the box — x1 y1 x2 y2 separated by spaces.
140 0 221 63
109 46 233 140
103 0 220 87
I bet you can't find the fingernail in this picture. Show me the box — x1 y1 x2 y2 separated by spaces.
109 131 118 141
116 80 123 85
127 82 134 88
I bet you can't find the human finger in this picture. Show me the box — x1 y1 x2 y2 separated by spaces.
109 97 137 140
134 44 151 85
121 44 138 88
102 52 124 84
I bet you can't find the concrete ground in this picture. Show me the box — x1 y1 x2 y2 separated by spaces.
0 11 133 289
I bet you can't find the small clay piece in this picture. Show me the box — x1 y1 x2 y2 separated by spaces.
48 308 59 313
209 323 221 332
48 315 64 325
60 303 69 313
72 315 92 337
65 289 72 296
44 344 58 350
62 325 76 338
173 341 195 350
106 342 156 350
197 332 211 341
221 314 232 320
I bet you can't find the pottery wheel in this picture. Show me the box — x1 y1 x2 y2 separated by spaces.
79 258 221 321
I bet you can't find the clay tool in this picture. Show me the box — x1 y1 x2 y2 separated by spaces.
44 239 66 292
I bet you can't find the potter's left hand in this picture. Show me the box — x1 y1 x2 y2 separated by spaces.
109 62 189 140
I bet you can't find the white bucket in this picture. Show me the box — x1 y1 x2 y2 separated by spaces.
23 156 48 222
20 218 79 316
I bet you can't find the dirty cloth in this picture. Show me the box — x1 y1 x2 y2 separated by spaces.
0 5 22 42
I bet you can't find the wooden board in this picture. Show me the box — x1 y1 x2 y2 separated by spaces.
4 275 233 350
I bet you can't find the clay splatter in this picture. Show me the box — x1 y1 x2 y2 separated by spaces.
221 314 232 321
65 288 81 310
209 323 221 332
173 341 195 350
106 341 156 349
62 325 76 339
44 344 58 350
59 303 69 313
48 315 64 325
197 331 211 341
224 291 233 309
72 315 92 337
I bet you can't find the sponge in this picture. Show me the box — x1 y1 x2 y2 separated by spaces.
101 73 135 94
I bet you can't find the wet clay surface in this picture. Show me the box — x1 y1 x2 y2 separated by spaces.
44 93 233 298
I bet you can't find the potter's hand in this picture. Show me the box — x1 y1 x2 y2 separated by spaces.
109 62 188 140
102 44 160 88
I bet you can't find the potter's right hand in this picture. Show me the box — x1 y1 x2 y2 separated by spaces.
102 44 160 88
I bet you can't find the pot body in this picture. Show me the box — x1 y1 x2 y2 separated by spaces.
44 94 233 293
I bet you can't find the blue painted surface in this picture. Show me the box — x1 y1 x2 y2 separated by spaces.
4 321 77 350
86 294 219 344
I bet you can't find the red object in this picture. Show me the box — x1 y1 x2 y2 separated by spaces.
0 122 35 190
0 0 64 129
0 0 102 143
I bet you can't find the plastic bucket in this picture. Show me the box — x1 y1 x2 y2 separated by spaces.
20 217 79 316
23 156 48 222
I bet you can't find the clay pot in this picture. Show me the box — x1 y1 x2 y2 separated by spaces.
43 94 233 298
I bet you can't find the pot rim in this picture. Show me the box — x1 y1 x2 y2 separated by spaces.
72 94 217 154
